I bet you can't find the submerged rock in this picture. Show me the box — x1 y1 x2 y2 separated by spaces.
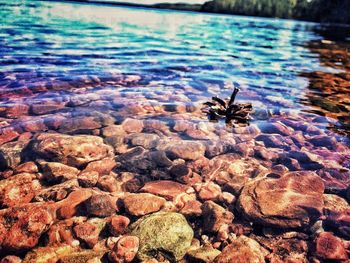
315 232 348 261
122 193 166 216
0 140 28 170
130 211 194 261
214 235 267 263
30 133 113 168
238 171 325 228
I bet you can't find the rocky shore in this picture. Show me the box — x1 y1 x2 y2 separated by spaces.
0 41 350 263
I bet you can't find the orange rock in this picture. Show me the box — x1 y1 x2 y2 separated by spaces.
108 236 139 263
73 222 100 248
141 180 192 201
202 201 234 233
0 255 22 263
122 193 166 216
56 189 92 219
0 127 19 146
84 194 117 217
315 232 348 260
109 215 130 236
122 118 144 133
82 158 116 176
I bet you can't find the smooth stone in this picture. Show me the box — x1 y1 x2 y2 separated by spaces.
202 201 234 233
0 140 28 170
108 236 139 263
315 232 348 260
140 180 192 201
163 140 205 160
84 194 116 218
122 193 166 216
238 171 325 228
130 211 193 261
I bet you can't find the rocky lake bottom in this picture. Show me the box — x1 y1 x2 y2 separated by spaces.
1 1 350 262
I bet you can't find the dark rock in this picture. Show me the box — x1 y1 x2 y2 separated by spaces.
84 194 116 218
202 201 234 233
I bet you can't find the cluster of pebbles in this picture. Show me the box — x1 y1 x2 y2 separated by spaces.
0 48 350 263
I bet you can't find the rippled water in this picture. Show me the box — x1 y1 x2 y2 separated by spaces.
0 0 348 141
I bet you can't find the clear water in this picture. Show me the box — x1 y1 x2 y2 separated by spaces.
0 0 347 140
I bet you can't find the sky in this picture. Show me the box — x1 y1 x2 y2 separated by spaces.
94 0 208 5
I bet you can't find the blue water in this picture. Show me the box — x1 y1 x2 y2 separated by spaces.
0 0 344 127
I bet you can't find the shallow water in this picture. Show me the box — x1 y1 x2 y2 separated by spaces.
1 1 350 261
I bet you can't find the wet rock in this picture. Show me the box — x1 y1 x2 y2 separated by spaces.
109 215 130 236
122 193 166 216
14 161 38 174
0 255 22 263
187 245 221 263
202 201 234 233
0 103 29 118
130 211 193 261
259 121 292 136
31 100 65 115
84 194 116 218
73 222 100 248
22 245 105 263
40 162 80 183
204 140 233 159
46 218 77 246
58 116 102 134
122 118 144 133
31 133 113 168
129 133 160 149
214 235 267 263
238 171 325 228
97 174 119 192
196 182 222 202
81 158 116 176
203 154 267 195
108 236 139 263
141 180 192 201
0 127 19 146
309 135 338 150
180 200 203 217
323 194 350 214
0 203 54 252
315 232 348 260
255 134 292 149
78 171 99 188
323 212 350 239
0 140 28 170
34 179 79 202
56 189 92 219
169 164 192 180
116 147 156 172
163 140 205 160
317 168 350 192
0 173 41 208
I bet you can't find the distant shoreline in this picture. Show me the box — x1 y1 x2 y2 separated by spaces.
41 0 350 25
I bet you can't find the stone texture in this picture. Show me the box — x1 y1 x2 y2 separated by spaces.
0 173 41 208
84 194 116 217
108 236 139 263
0 203 54 252
315 232 348 260
163 140 205 160
41 162 80 183
214 236 267 263
0 255 22 263
202 201 234 233
73 222 100 248
238 171 325 228
130 212 194 261
56 189 92 219
121 118 144 133
109 215 130 236
0 140 28 170
31 133 113 168
122 193 166 216
186 245 221 263
34 179 79 202
141 180 192 201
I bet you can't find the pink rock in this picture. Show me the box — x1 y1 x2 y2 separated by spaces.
315 232 348 260
97 175 120 192
0 173 41 208
108 236 139 263
214 236 266 263
109 215 130 236
14 161 38 174
238 171 324 228
82 158 116 176
123 193 166 216
164 140 205 160
202 201 234 233
73 222 100 248
141 180 192 201
121 118 144 133
197 182 222 202
0 203 54 252
56 189 92 219
46 218 76 246
0 127 19 146
41 162 80 183
180 200 203 217
0 103 29 118
0 255 22 263
31 133 113 167
78 171 99 187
